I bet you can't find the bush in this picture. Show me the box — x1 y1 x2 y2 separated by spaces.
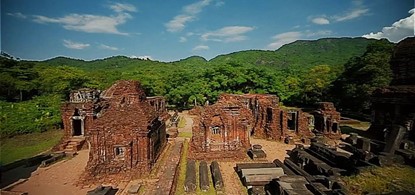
0 94 62 137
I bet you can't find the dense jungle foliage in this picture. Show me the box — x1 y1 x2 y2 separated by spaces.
0 37 394 137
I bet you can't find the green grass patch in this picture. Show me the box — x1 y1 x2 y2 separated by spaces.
137 185 146 194
178 116 186 128
340 121 371 131
0 129 63 165
178 131 193 138
342 165 415 194
175 139 189 195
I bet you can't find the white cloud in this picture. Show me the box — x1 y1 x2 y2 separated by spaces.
63 40 90 50
179 36 187 42
109 3 137 13
99 44 118 51
201 26 254 42
334 8 369 22
7 12 27 19
215 1 225 7
130 55 153 60
165 0 211 32
267 32 302 50
184 0 211 14
33 13 131 35
32 3 134 35
165 15 195 32
192 45 209 51
266 30 333 50
363 8 415 42
309 0 369 25
311 17 330 25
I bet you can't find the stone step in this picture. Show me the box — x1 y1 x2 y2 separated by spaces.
67 142 80 146
69 137 85 142
64 149 76 154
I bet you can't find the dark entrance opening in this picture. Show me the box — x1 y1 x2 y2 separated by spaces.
332 123 338 133
267 108 273 123
287 112 297 131
72 119 82 136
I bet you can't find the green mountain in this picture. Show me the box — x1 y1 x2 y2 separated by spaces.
210 37 375 70
39 37 375 72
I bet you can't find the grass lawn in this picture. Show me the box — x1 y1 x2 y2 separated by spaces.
175 139 189 195
178 131 192 138
175 139 217 195
342 165 415 194
0 130 64 165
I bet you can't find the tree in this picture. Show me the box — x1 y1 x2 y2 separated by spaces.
330 39 394 113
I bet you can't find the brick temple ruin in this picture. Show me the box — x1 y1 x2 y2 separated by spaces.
190 97 253 159
190 94 341 159
56 80 169 180
218 94 314 140
312 102 342 138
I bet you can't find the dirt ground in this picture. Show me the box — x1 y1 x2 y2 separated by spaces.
9 150 94 195
217 139 295 195
250 138 295 162
178 110 195 133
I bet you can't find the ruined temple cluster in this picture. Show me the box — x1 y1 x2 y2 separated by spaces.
58 80 168 180
48 37 415 194
190 93 341 159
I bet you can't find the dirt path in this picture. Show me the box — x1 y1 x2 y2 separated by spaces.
10 150 93 195
218 162 247 195
250 138 295 162
178 111 195 133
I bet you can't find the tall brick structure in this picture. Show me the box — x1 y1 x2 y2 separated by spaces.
218 94 313 140
312 102 341 137
58 80 168 180
191 94 317 159
190 98 253 160
368 37 415 141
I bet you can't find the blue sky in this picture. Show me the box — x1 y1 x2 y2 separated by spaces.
1 0 414 62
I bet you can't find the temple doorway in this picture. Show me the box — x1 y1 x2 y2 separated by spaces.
72 119 83 136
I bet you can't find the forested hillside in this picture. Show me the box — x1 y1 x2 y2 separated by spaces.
211 37 372 69
0 37 394 137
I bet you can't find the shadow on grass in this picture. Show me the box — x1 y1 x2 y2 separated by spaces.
341 126 382 141
0 164 40 189
341 126 366 135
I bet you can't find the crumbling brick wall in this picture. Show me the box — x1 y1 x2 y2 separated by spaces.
190 93 316 160
312 102 341 137
218 94 280 138
217 94 312 140
190 99 253 160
